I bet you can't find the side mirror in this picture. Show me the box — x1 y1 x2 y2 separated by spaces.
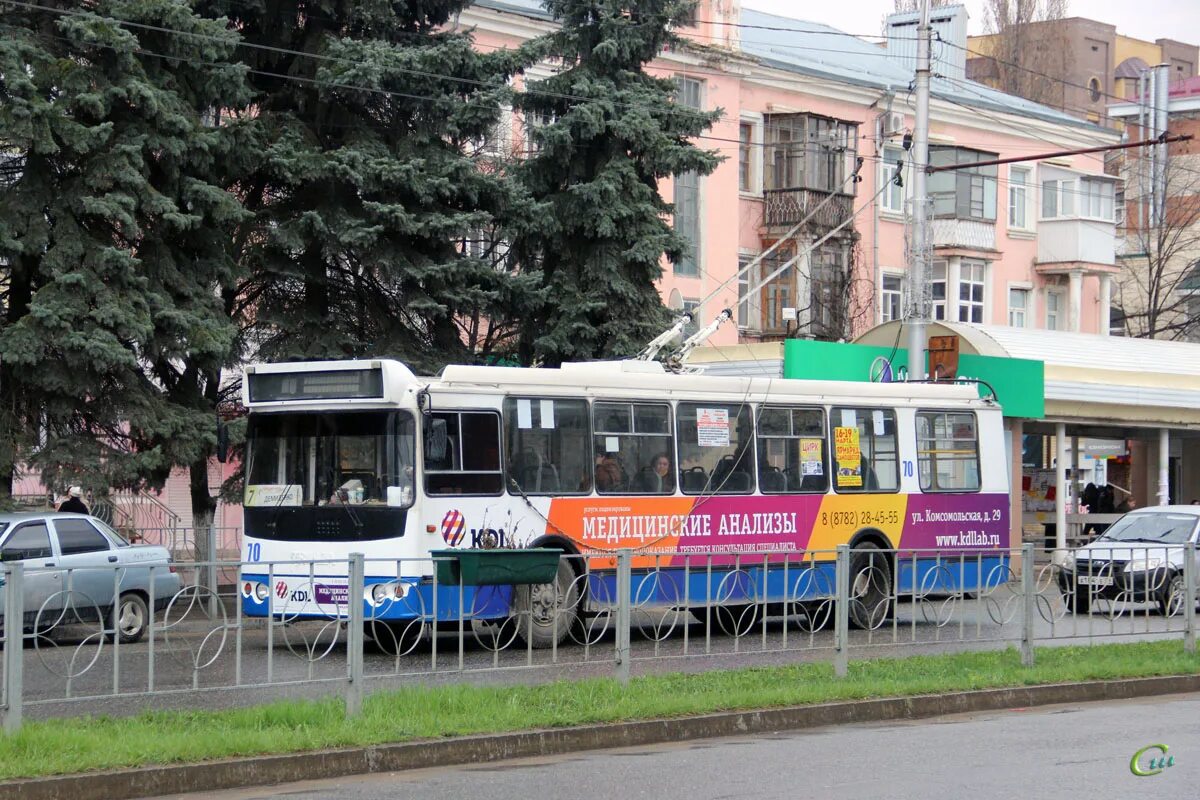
216 418 229 464
424 418 448 462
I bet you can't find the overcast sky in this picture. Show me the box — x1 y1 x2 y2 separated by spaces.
741 1 1199 44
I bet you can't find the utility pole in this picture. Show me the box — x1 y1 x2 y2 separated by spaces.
1152 62 1171 228
905 0 932 381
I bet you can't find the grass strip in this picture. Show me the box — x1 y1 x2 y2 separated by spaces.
2 639 1199 781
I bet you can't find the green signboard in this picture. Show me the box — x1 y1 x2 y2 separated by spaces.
783 339 1045 419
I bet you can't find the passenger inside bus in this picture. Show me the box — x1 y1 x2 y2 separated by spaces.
592 451 624 493
632 452 674 493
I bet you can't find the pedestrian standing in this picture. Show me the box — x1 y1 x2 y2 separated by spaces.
58 486 89 515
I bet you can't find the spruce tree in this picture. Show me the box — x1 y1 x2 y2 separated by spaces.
0 0 249 503
513 0 721 366
199 0 534 374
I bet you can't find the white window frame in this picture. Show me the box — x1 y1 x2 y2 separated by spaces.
1040 175 1115 222
879 269 906 323
957 260 987 324
738 113 764 196
1008 165 1034 233
931 259 949 321
1045 288 1064 331
1007 282 1033 328
880 146 908 216
737 250 762 331
675 75 704 110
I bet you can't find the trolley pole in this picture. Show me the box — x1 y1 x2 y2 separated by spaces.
905 0 932 381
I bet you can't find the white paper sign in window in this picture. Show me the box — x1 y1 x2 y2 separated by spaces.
516 398 532 429
696 408 731 447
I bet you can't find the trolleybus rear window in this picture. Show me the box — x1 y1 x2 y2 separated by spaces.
916 411 980 492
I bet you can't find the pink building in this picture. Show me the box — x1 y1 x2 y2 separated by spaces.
469 1 1122 343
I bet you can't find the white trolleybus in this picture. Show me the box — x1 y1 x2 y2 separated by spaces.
238 358 1011 645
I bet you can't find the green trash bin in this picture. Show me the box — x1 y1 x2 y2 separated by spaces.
431 548 563 586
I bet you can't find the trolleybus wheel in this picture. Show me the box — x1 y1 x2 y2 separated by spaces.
848 543 891 630
514 557 579 649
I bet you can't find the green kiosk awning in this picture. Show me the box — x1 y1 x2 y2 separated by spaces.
783 339 1045 419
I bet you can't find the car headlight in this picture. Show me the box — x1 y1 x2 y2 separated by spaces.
1126 559 1164 572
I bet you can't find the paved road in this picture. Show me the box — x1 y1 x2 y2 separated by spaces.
11 588 1192 720
151 693 1200 800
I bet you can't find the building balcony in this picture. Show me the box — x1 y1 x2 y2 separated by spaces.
930 218 997 252
763 188 853 229
1036 218 1116 267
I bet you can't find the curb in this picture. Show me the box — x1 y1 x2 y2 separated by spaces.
4 674 1200 800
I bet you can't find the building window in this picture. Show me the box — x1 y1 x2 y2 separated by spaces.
958 260 986 323
880 146 906 214
682 298 700 337
1008 287 1030 328
931 260 948 321
1045 289 1063 331
763 114 858 194
675 76 703 109
1081 178 1115 220
1042 177 1113 221
929 147 997 221
737 252 761 331
739 123 753 192
881 273 905 323
810 242 848 340
1008 166 1032 231
766 283 790 331
673 170 700 276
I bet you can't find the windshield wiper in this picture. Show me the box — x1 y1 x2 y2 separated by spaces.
322 460 364 532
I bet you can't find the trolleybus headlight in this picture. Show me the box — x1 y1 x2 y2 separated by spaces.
368 581 411 605
254 582 269 601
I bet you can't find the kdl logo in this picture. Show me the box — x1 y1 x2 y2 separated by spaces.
471 528 508 549
1130 744 1176 777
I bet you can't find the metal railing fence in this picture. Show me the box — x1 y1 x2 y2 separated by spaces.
1 542 1196 733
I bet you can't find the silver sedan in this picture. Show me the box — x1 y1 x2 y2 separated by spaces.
0 512 182 643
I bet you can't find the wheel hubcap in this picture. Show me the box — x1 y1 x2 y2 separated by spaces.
120 601 143 636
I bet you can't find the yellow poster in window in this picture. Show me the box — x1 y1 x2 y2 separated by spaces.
833 426 862 487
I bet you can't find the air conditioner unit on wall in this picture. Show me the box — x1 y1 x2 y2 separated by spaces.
883 112 905 138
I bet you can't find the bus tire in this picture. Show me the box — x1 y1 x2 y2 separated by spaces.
514 557 579 649
848 543 892 630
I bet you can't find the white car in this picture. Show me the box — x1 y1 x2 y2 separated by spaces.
1059 505 1200 615
0 512 182 642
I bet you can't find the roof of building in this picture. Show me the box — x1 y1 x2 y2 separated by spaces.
473 1 1106 133
1170 75 1200 98
1114 56 1151 79
855 322 1200 428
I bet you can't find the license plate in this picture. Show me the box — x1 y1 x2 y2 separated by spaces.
1078 575 1113 587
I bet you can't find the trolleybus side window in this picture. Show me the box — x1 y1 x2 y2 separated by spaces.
830 408 899 493
424 411 503 496
756 407 827 494
676 402 755 495
592 402 674 495
915 411 981 492
503 398 590 496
